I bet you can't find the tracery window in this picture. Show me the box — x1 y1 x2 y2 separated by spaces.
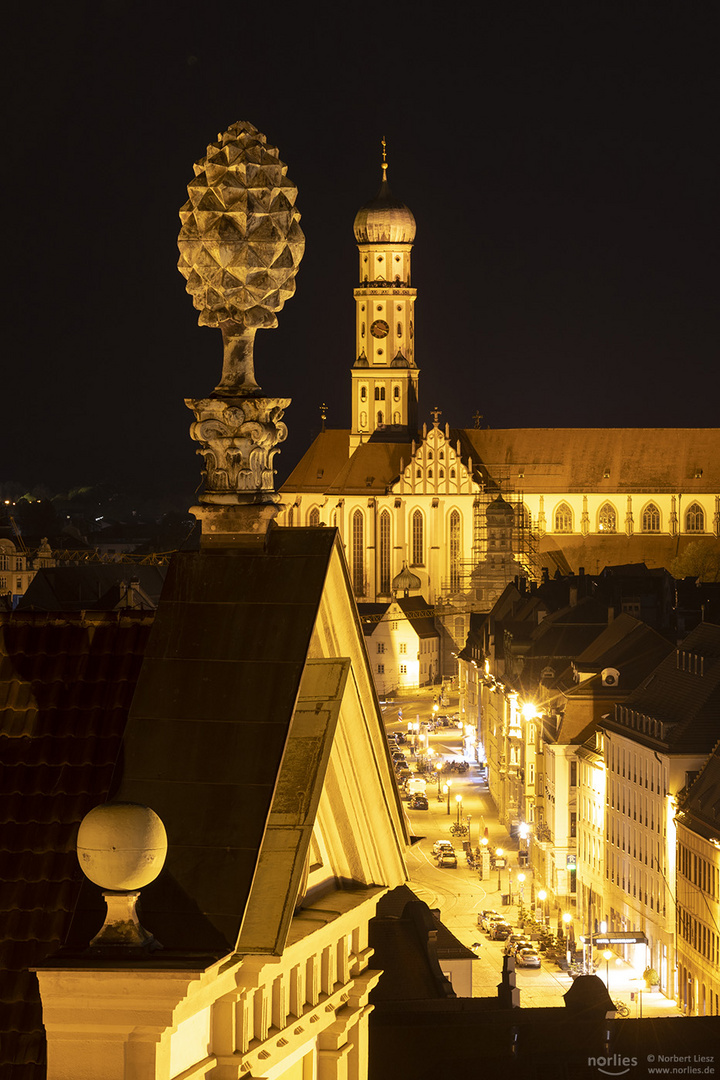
449 509 461 591
352 510 364 595
515 503 531 530
411 510 424 566
598 502 617 533
642 503 661 532
554 502 573 533
379 510 391 594
686 502 705 532
308 506 320 526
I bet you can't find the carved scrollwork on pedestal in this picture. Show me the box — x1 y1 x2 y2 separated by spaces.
186 397 289 504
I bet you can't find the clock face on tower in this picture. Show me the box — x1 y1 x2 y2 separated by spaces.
370 319 389 338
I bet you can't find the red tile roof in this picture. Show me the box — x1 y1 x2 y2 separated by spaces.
0 610 154 1077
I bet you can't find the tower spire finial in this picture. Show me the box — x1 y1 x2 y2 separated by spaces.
381 135 388 182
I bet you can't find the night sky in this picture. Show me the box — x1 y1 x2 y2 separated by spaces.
4 2 718 510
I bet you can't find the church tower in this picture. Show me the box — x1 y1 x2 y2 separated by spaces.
350 141 418 452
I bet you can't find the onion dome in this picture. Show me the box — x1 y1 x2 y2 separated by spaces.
392 561 422 597
354 349 369 368
391 350 410 368
486 494 514 522
353 140 416 244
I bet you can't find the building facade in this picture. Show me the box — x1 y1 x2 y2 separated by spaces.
280 160 720 663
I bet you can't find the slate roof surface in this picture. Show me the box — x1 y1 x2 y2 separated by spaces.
396 596 437 638
66 527 341 957
604 622 720 752
376 885 476 961
282 426 720 496
18 565 167 612
677 740 720 840
0 610 154 1078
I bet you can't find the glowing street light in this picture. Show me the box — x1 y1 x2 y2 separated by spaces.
537 888 548 924
603 948 613 990
455 793 463 826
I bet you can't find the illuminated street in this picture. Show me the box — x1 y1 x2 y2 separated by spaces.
384 687 685 1017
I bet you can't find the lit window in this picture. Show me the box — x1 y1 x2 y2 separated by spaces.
642 503 661 532
352 510 364 595
449 509 461 591
554 503 573 533
411 510 424 565
598 502 617 533
379 510 391 594
685 503 705 532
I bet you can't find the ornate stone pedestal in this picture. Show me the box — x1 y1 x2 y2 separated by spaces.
186 395 290 546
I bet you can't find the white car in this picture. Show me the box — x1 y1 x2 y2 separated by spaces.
432 840 455 859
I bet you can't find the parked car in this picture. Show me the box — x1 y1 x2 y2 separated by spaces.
515 948 541 968
409 794 429 810
396 767 412 783
477 909 499 930
433 840 455 859
490 922 512 941
395 732 407 744
505 937 533 956
438 852 458 868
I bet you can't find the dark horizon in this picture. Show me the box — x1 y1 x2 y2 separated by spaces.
4 3 718 508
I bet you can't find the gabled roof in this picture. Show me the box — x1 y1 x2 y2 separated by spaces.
18 565 167 612
282 431 412 495
603 622 720 752
282 426 720 497
396 596 437 638
677 739 720 842
63 527 407 958
0 610 154 1078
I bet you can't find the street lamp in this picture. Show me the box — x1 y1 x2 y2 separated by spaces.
537 889 547 925
603 949 613 990
444 781 452 815
496 847 504 893
467 814 472 847
455 793 463 827
435 762 443 800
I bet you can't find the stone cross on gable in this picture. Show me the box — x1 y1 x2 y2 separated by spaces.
430 406 442 427
473 410 483 429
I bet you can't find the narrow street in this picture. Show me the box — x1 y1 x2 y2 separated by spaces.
384 687 684 1017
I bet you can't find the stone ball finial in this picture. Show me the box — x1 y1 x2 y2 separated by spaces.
77 802 167 892
178 120 305 395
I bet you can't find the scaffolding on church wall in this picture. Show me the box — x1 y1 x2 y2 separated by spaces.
440 482 541 609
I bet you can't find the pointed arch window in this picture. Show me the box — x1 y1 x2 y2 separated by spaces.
449 509 461 591
642 503 661 532
554 502 573 533
411 510 424 566
515 503 531 530
379 510 391 594
308 506 321 527
352 510 364 595
598 502 617 533
685 502 705 532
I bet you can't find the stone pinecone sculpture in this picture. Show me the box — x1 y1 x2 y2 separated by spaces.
178 121 305 333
